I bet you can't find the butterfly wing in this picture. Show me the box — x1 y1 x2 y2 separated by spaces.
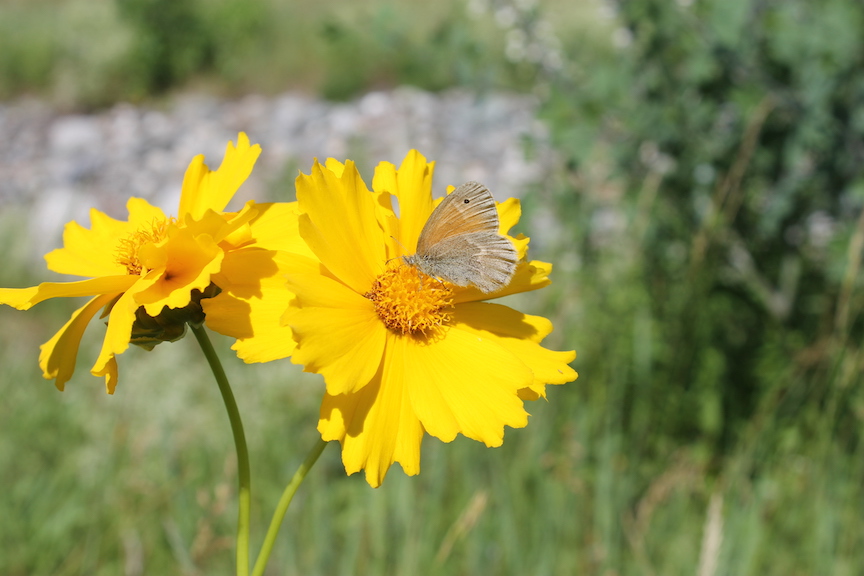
414 181 501 254
421 231 518 292
410 181 518 292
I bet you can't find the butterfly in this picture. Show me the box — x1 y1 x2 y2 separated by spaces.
402 181 518 293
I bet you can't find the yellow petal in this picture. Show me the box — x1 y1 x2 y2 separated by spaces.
184 205 251 245
0 276 138 310
510 234 530 260
372 150 436 254
285 272 386 395
179 154 207 212
455 301 551 342
178 132 261 220
365 164 401 260
497 197 521 235
45 209 133 277
125 197 170 229
318 337 424 487
90 289 139 388
398 328 532 446
496 198 530 260
94 356 119 395
324 158 346 177
45 199 169 277
453 302 577 396
208 293 298 362
38 293 117 391
204 249 297 363
295 160 386 292
370 160 398 200
243 201 316 257
135 226 224 316
453 259 553 304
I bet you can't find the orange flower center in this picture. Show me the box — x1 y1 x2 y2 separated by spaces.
116 218 172 275
365 265 454 336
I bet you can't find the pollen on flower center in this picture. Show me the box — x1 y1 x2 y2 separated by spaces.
364 265 454 336
116 218 172 275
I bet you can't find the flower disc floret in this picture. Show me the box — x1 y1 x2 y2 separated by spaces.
115 218 172 275
365 265 453 336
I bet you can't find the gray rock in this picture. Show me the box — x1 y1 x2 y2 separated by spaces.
0 88 553 260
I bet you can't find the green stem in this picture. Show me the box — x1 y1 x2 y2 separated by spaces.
191 325 252 576
251 438 328 576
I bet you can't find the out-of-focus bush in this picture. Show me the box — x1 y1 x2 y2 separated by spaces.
315 5 510 100
116 0 217 96
0 0 526 107
541 0 864 471
515 1 864 570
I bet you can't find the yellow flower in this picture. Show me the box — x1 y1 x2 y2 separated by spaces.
0 133 278 393
281 150 577 487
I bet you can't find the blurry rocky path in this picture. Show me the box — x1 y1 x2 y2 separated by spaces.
0 88 552 258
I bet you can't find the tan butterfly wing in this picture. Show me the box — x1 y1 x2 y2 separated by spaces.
404 182 518 293
414 182 501 252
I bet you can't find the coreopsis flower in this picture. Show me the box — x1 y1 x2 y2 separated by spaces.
0 133 293 393
278 150 576 487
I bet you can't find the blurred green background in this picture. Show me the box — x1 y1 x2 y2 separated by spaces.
2 0 864 574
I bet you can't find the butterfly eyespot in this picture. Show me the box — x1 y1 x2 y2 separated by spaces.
463 199 470 204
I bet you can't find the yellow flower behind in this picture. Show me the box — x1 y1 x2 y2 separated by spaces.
0 133 292 393
279 150 577 487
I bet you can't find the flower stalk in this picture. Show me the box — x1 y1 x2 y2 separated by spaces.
191 324 252 576
252 438 329 576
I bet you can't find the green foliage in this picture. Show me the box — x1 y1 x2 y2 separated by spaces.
0 0 517 107
0 4 56 98
535 0 864 571
315 3 510 100
116 0 216 96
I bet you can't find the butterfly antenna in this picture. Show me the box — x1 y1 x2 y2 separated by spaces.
386 235 409 264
